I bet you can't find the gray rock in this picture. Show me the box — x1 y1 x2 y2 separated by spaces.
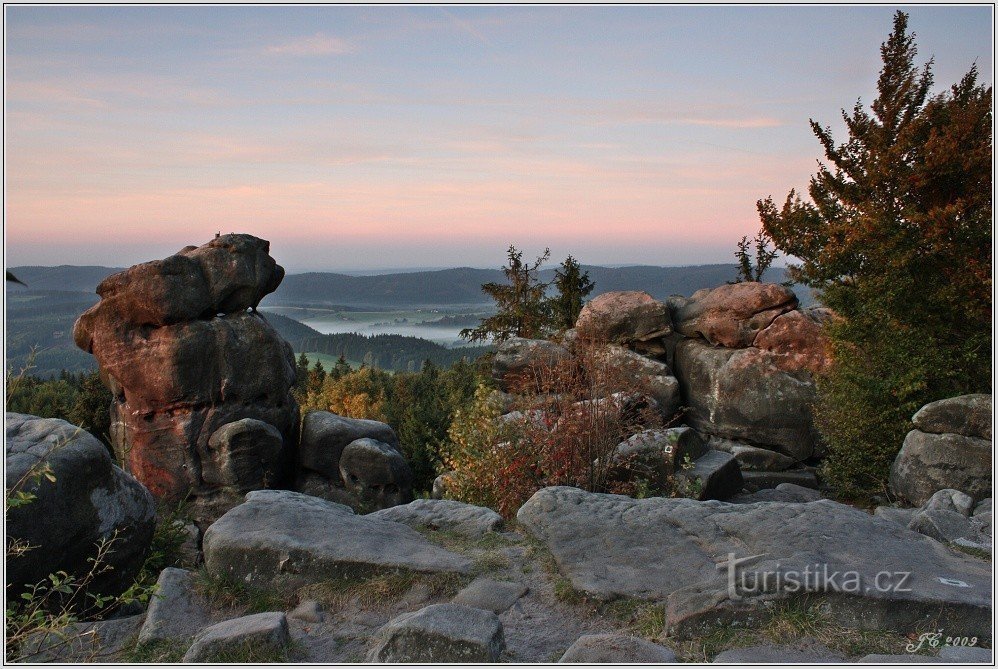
675 449 743 501
182 612 290 662
18 614 144 662
874 506 919 528
889 430 991 506
366 603 505 662
912 394 992 440
733 483 822 504
288 599 325 623
492 338 572 392
203 419 284 496
938 645 993 662
612 427 707 488
5 413 156 601
674 339 819 460
923 489 975 517
558 634 677 663
575 291 672 345
741 468 818 491
369 499 503 539
516 487 991 639
708 436 799 471
712 642 845 663
298 411 399 483
858 654 952 663
339 438 413 511
974 498 992 517
452 578 528 614
909 509 981 544
137 567 211 645
203 490 472 591
431 472 454 500
599 345 681 417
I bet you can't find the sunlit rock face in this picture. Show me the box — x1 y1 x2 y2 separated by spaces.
74 234 298 523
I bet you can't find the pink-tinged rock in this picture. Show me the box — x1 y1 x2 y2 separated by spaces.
752 308 831 375
673 282 798 348
575 291 672 344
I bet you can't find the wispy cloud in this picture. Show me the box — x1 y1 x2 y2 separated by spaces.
264 33 354 56
437 8 491 44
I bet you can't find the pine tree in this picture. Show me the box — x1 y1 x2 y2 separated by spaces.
731 229 779 283
549 255 595 330
460 245 552 344
757 11 992 497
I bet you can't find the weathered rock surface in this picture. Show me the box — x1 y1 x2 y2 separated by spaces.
675 449 743 501
741 468 819 491
369 499 503 538
752 307 831 374
73 234 298 523
599 345 681 417
452 577 528 614
492 338 572 392
183 612 290 662
575 291 672 345
923 489 976 517
912 394 992 441
339 438 413 510
203 418 285 506
938 645 993 662
674 338 819 460
558 633 677 663
732 483 823 504
611 427 707 488
137 567 211 645
298 411 399 492
19 615 144 662
5 413 156 600
712 642 845 663
203 490 472 590
708 435 799 471
288 599 325 623
889 430 991 506
672 282 797 348
516 487 991 639
366 603 505 662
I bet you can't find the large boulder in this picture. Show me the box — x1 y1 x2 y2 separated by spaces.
598 345 681 417
912 394 992 441
889 430 991 506
517 487 991 640
202 419 285 506
491 338 571 392
73 234 298 524
6 414 156 600
752 308 831 375
298 411 399 486
673 339 819 461
575 291 672 346
611 427 706 489
202 490 472 591
672 282 797 348
338 438 414 511
366 603 505 662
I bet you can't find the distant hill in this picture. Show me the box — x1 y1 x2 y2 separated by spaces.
7 266 122 293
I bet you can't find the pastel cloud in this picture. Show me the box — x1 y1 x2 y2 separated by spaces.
264 33 354 56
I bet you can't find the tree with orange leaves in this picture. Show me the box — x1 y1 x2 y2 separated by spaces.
757 11 991 498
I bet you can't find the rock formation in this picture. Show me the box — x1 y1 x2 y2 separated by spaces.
73 234 299 523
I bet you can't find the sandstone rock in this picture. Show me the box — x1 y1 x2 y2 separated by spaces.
366 603 505 662
674 339 819 460
203 419 284 504
516 487 991 639
707 436 800 471
741 469 819 491
137 567 211 645
874 506 919 527
889 430 991 506
923 489 975 517
203 490 472 590
575 291 672 345
558 634 677 663
908 509 976 544
182 612 290 663
732 482 822 504
369 499 503 539
73 235 298 524
5 413 156 600
492 338 571 392
675 449 743 501
452 577 528 614
912 394 992 440
858 654 954 663
712 642 844 663
673 282 797 348
339 438 413 511
752 308 830 374
599 345 681 417
298 410 399 484
19 615 144 662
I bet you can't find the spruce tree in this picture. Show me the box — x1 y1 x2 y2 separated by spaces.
550 255 595 330
460 245 552 344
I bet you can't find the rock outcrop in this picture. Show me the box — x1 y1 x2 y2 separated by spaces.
889 394 992 506
6 413 156 600
73 234 298 523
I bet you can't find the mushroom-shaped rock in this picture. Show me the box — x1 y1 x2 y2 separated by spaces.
339 438 414 511
575 291 672 345
673 281 798 348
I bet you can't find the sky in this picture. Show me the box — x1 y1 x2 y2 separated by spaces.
4 5 993 272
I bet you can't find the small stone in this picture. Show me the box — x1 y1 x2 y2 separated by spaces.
137 567 210 645
182 612 290 663
288 600 324 623
874 506 919 528
558 634 677 663
452 578 528 614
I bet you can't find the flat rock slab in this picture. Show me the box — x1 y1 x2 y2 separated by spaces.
516 487 991 640
733 483 822 504
712 643 845 663
369 498 503 539
366 603 505 662
558 634 677 663
938 645 993 662
183 612 290 662
203 490 472 589
452 577 528 614
137 567 211 645
858 654 956 663
19 614 144 662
